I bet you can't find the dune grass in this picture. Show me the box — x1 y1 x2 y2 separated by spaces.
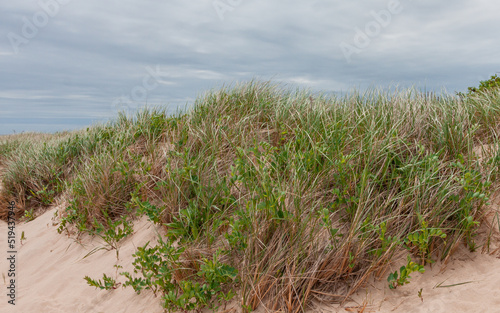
1 81 500 312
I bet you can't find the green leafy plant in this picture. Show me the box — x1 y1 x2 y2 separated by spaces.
120 238 182 296
20 231 27 244
225 209 250 251
23 209 36 222
85 273 119 290
450 155 491 251
119 238 237 313
374 221 401 258
163 250 237 312
198 251 238 301
468 74 500 94
388 255 425 289
57 203 87 235
404 217 446 264
27 186 56 206
134 197 163 224
92 215 134 259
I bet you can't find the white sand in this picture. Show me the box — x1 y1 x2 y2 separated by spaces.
1 204 164 313
1 196 499 313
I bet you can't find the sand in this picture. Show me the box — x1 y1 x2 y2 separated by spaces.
1 196 499 312
1 204 164 313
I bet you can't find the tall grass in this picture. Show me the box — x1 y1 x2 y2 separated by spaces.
1 81 499 312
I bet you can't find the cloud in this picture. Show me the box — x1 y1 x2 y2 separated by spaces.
1 0 499 134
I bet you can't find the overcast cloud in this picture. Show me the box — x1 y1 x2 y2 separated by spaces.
1 0 498 134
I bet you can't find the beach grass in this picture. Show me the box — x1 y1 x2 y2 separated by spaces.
1 81 499 312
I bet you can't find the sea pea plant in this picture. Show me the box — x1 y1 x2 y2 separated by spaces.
86 235 238 313
387 255 425 289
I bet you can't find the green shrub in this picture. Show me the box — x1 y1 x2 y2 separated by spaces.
468 74 500 94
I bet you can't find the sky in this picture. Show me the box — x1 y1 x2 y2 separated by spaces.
1 0 499 134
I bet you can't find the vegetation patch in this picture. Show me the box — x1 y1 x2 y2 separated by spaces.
1 80 500 312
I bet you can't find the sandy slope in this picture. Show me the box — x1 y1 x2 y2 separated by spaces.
0 205 164 313
1 198 499 313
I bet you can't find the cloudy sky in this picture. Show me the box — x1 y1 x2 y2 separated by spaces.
1 0 498 134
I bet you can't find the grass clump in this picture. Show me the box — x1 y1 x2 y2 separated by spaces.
57 152 137 233
0 132 74 218
2 81 500 312
0 128 122 214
